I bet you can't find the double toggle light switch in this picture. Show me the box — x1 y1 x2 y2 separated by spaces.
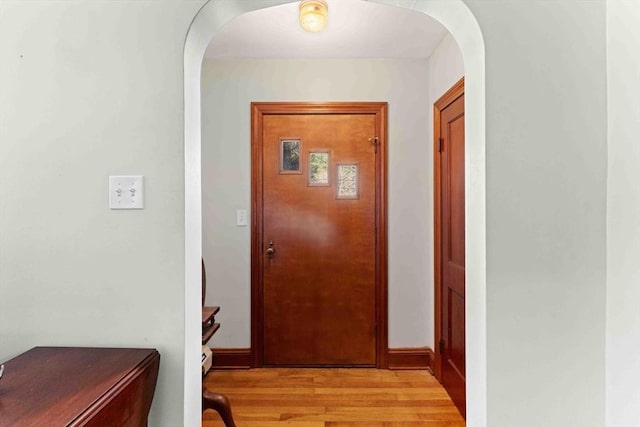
109 175 144 209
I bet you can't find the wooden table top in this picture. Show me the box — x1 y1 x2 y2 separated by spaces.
0 346 159 426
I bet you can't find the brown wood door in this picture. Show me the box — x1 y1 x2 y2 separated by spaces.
434 79 466 417
252 103 388 367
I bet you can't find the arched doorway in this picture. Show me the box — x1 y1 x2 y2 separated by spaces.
184 1 486 425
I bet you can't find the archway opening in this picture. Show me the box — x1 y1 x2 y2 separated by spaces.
185 1 486 425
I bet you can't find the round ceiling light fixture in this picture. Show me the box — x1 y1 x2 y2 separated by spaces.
299 0 328 33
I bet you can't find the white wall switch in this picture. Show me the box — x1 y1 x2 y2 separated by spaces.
236 209 248 226
109 175 144 209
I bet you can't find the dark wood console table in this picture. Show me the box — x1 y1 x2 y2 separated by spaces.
0 347 160 427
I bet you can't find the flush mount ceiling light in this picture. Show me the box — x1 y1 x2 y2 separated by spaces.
299 0 328 33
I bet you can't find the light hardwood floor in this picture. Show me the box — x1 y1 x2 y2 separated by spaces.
202 368 465 427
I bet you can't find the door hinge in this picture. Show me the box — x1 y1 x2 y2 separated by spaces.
438 137 444 153
439 338 445 354
369 136 379 153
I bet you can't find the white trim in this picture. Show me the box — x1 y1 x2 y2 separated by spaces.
184 1 486 425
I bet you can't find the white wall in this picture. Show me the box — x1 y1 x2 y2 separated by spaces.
606 0 640 425
465 0 608 425
429 34 465 107
0 2 204 426
202 58 432 349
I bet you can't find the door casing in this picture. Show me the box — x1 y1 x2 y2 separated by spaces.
250 102 388 368
434 77 465 382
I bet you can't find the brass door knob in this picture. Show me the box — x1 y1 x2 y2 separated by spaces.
266 240 276 257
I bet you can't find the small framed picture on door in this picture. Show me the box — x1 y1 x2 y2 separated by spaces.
336 163 359 199
280 139 302 174
308 151 330 186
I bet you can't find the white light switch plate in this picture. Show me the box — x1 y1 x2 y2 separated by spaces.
236 209 248 226
109 175 144 209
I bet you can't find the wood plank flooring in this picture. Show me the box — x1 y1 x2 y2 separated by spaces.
202 368 465 426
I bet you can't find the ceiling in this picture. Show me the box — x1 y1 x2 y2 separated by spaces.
204 0 448 59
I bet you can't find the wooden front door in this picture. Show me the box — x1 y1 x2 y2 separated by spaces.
251 102 387 367
434 79 466 417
